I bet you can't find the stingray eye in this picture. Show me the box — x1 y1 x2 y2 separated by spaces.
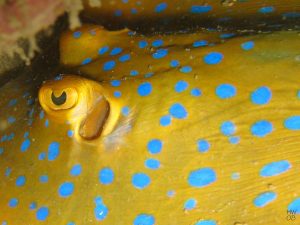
46 88 78 110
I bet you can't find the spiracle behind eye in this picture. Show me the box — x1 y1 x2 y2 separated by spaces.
51 91 67 106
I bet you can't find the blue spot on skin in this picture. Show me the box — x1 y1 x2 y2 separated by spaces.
152 49 168 59
180 66 192 73
283 12 300 18
197 139 210 153
216 84 236 99
184 198 197 210
16 175 26 186
110 47 123 56
39 152 46 160
152 39 163 47
220 33 235 39
67 222 75 225
111 80 121 87
260 160 291 177
8 99 17 107
36 207 49 221
67 130 74 137
70 164 82 176
138 82 152 96
175 80 188 93
20 139 30 152
132 173 151 189
9 198 18 207
45 119 49 127
48 142 60 161
258 6 275 14
231 172 240 180
39 110 44 119
59 182 74 197
73 31 81 38
29 202 37 210
130 70 139 76
241 41 255 50
170 60 179 67
145 159 160 170
284 116 300 130
119 54 130 62
39 175 48 183
190 5 212 14
155 3 167 13
7 116 16 123
191 88 202 97
160 115 171 126
220 121 236 136
193 40 208 47
251 120 273 137
169 103 187 119
103 60 116 71
5 167 11 177
0 147 3 155
94 201 108 221
251 87 272 105
167 190 175 197
121 106 130 116
99 168 114 185
134 214 155 225
114 9 122 16
147 139 162 154
288 198 300 214
114 91 122 98
195 220 217 225
204 52 223 65
229 136 240 144
139 40 148 48
81 58 92 65
188 168 216 188
253 192 277 207
98 46 109 55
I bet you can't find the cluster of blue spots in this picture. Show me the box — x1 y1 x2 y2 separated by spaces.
170 60 179 67
16 175 26 187
216 84 236 99
20 139 30 152
110 47 122 56
251 120 273 137
36 207 49 221
193 40 208 48
241 41 255 50
145 158 160 170
39 175 48 183
94 197 108 221
180 66 192 73
258 6 275 14
67 130 74 137
132 173 151 189
7 116 16 123
111 80 121 87
155 2 167 13
147 139 162 154
204 52 223 65
130 70 139 76
119 54 130 62
59 182 74 197
103 60 116 71
98 46 109 55
190 5 212 14
184 198 197 210
73 31 81 38
197 139 210 153
138 40 148 48
81 58 92 65
260 160 291 177
175 80 188 93
134 214 155 225
152 49 168 59
114 91 122 98
160 115 171 126
138 82 152 96
191 88 202 97
253 191 277 207
29 202 37 210
288 198 300 214
284 116 300 130
152 39 163 48
9 198 18 207
99 167 114 185
188 168 216 188
121 106 130 116
251 86 272 105
169 103 187 119
195 220 216 225
220 121 236 136
48 142 60 161
70 164 82 176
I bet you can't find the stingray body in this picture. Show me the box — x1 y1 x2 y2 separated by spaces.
1 25 300 225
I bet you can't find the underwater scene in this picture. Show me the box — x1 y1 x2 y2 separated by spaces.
0 0 300 224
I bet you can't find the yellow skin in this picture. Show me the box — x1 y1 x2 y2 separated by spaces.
1 24 300 224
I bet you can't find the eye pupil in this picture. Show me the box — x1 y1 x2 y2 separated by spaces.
51 91 67 106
